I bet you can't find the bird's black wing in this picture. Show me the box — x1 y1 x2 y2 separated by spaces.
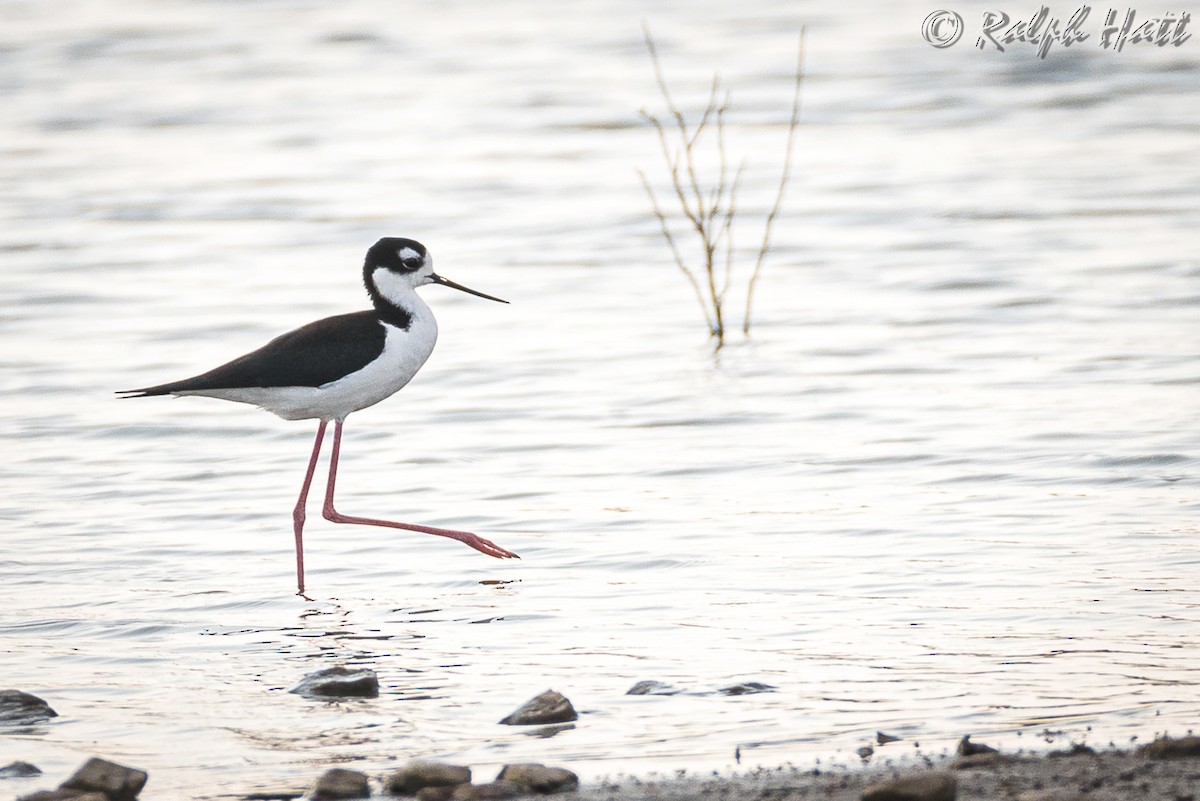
117 311 387 396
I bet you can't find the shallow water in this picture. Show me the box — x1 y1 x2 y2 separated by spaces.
1 0 1198 798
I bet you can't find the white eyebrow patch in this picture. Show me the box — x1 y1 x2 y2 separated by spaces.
397 247 422 262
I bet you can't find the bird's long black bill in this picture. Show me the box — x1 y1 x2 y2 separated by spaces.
432 273 508 303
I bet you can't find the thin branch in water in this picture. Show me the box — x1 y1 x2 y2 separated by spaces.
743 27 806 336
638 168 716 334
640 24 803 349
717 160 747 305
640 109 702 232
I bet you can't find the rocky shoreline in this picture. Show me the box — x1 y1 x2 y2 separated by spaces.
6 685 1200 801
575 739 1200 801
8 738 1200 801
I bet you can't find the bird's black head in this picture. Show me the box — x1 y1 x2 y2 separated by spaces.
365 237 428 274
362 236 509 320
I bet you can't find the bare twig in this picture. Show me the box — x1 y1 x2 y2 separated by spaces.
638 168 715 333
639 24 803 349
743 27 806 335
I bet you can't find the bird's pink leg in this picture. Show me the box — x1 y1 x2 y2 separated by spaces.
292 420 328 595
321 419 519 559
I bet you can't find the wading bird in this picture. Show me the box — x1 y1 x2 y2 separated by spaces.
118 237 519 594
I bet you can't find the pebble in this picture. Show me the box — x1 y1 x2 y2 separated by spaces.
310 768 369 800
385 761 471 795
496 763 579 794
862 770 957 801
498 690 578 725
289 667 380 699
1 761 43 778
60 757 148 801
956 735 997 756
715 682 776 696
876 732 902 745
625 681 680 696
0 690 58 726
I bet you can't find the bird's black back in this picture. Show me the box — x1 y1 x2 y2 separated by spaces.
118 311 388 396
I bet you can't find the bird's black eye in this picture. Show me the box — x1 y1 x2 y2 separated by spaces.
393 247 424 272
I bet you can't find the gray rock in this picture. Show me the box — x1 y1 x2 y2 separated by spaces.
1 761 43 778
496 763 579 794
450 782 522 800
876 732 902 745
60 757 148 801
415 787 458 801
385 762 471 795
0 690 58 726
18 791 108 801
956 735 997 756
715 682 776 696
1136 735 1200 759
625 681 680 696
498 690 577 725
862 770 957 801
310 768 369 800
1047 743 1095 758
290 667 379 699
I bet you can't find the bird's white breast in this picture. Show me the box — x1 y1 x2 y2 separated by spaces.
181 304 439 422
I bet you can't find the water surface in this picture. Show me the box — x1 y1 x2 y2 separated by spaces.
1 1 1198 798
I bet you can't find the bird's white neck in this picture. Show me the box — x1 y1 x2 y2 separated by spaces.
368 266 431 331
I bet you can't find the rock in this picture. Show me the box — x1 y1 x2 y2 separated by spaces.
715 682 776 696
1047 743 1095 758
876 732 902 745
415 788 458 801
60 757 148 801
385 762 471 795
290 667 379 699
1137 735 1200 759
0 690 58 726
862 770 957 801
625 680 680 696
496 763 579 794
1 761 43 778
856 746 875 761
499 690 577 725
310 768 369 800
956 735 997 756
18 791 108 801
450 782 522 800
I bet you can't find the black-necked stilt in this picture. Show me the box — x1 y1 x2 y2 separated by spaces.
118 237 519 595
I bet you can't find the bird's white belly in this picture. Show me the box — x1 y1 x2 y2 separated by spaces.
181 319 438 421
